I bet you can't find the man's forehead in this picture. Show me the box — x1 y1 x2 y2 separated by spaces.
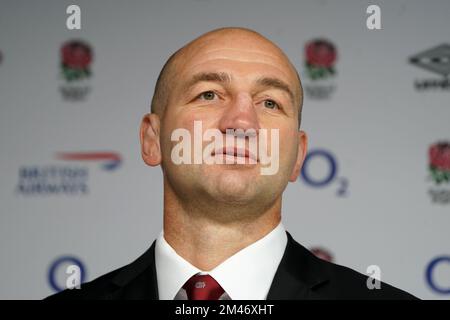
174 44 298 92
178 33 294 71
151 28 303 124
157 28 303 107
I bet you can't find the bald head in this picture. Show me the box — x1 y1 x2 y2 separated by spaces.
151 27 303 127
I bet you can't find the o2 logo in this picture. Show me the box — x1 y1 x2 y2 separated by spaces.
426 256 450 295
48 255 87 292
300 149 349 197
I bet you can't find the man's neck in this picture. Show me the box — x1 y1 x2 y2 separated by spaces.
162 183 282 271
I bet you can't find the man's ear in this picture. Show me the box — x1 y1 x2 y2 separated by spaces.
289 130 308 182
140 113 162 166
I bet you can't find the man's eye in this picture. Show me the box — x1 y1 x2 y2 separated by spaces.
198 91 217 100
263 100 279 109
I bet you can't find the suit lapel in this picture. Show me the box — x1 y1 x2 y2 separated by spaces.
108 240 159 299
267 231 330 300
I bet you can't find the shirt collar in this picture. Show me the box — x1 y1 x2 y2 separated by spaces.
155 222 287 300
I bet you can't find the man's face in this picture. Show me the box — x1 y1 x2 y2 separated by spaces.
157 31 306 210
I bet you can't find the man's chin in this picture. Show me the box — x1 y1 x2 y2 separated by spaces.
201 172 260 202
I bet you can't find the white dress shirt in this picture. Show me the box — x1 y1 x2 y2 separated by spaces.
155 221 288 300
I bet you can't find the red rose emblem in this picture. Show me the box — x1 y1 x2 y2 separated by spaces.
429 142 450 171
61 41 92 70
310 247 334 262
306 40 337 68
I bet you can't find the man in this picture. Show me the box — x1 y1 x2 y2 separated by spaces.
47 27 416 300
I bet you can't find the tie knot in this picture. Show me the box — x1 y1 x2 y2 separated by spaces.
182 274 225 300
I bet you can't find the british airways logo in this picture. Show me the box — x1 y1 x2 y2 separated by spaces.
56 151 122 171
16 151 122 196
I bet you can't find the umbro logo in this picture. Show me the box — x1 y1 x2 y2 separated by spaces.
409 44 450 91
410 44 450 77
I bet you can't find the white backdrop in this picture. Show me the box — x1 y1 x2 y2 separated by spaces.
1 0 449 299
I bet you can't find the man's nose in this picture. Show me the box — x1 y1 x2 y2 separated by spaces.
218 93 260 133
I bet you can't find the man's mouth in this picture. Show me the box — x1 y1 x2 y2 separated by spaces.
211 147 258 163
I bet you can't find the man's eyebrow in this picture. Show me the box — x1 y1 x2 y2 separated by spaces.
182 72 296 106
256 77 295 106
183 72 232 91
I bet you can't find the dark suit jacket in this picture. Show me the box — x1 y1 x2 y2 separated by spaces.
45 231 417 300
